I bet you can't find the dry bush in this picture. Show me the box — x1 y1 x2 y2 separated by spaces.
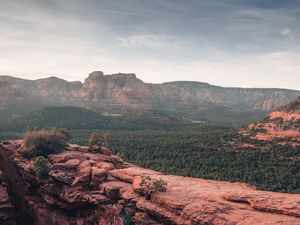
140 175 167 200
88 131 110 148
88 130 101 146
23 128 69 157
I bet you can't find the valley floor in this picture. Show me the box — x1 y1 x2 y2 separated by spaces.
1 129 299 194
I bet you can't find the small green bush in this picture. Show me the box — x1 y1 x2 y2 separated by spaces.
119 208 134 225
23 128 69 157
33 156 50 178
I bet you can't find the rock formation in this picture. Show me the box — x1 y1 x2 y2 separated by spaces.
0 140 299 225
240 97 300 146
0 169 16 225
0 71 299 113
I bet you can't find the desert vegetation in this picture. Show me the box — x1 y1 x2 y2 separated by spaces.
33 156 51 178
1 128 299 193
22 128 70 157
140 175 167 200
88 130 110 148
0 130 300 193
105 130 299 193
89 130 102 146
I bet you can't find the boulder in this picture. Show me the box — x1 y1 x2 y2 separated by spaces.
48 170 73 184
90 167 107 187
119 186 140 202
71 160 92 186
0 174 16 224
78 146 90 152
89 145 100 152
67 143 80 150
109 166 162 183
52 159 80 170
99 181 131 199
95 162 115 171
100 147 112 155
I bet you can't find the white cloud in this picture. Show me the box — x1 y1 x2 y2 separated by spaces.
104 51 300 90
1 47 300 90
116 34 186 50
0 0 299 91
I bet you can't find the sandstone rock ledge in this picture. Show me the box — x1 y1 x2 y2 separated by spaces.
0 169 16 225
0 140 299 225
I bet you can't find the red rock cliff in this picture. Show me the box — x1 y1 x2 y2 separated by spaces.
0 169 16 225
240 97 300 147
0 140 299 225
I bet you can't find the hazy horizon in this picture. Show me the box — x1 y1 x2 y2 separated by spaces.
1 0 300 90
2 71 300 91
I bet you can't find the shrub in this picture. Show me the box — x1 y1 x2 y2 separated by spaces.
140 175 167 200
119 208 133 225
23 128 69 157
57 128 71 140
88 131 102 146
102 133 110 148
33 156 51 178
89 131 110 148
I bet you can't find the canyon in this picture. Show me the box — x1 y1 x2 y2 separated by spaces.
0 73 299 224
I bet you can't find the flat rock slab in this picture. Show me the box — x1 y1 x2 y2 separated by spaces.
112 168 300 224
1 141 300 225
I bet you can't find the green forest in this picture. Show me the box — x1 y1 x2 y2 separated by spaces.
1 129 298 193
105 131 300 194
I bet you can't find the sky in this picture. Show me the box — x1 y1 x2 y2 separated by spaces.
0 0 300 90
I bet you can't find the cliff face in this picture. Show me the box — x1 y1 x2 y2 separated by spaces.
0 81 27 107
0 169 16 225
0 71 299 112
0 140 299 225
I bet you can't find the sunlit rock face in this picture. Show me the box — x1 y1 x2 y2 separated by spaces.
240 97 300 147
1 72 300 112
0 140 299 225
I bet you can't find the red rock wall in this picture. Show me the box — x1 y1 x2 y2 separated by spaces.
0 169 16 225
0 141 300 225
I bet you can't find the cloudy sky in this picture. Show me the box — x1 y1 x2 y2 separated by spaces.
0 0 300 89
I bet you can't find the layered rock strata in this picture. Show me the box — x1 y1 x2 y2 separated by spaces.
0 140 299 225
0 169 16 225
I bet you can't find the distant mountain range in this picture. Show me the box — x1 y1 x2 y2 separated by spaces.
0 71 299 127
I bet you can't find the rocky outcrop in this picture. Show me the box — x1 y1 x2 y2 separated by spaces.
240 97 300 146
0 140 299 225
0 169 16 225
